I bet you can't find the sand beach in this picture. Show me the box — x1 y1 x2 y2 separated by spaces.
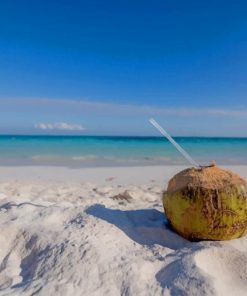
0 165 246 295
2 0 247 295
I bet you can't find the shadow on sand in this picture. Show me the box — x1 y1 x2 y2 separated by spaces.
0 202 46 211
86 204 189 250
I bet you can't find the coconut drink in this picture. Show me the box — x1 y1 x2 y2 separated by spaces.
149 118 247 241
163 164 247 240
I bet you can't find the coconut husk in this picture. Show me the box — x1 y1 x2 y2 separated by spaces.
164 164 247 240
167 164 247 193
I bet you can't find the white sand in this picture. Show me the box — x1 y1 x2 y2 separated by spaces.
0 165 246 296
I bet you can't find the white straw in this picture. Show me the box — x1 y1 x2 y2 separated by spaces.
149 118 200 168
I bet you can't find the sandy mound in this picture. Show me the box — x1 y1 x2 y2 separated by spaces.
0 177 246 295
195 246 247 295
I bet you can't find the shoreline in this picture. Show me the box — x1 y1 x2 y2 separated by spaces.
0 164 247 185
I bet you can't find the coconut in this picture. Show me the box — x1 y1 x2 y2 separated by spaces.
163 164 247 241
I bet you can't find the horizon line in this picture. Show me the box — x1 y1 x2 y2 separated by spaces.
1 134 247 139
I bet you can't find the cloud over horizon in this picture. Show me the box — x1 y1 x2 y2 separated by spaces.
35 122 85 131
1 97 247 118
1 97 247 136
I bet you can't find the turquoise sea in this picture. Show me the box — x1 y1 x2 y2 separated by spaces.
0 136 247 167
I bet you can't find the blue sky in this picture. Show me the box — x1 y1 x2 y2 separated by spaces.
0 0 247 136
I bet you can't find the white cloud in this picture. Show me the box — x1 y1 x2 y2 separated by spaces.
35 122 85 131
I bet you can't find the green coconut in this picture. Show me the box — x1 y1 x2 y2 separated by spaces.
163 164 247 241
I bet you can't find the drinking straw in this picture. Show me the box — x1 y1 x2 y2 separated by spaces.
149 118 200 168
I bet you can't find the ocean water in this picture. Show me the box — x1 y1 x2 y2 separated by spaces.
0 136 247 167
